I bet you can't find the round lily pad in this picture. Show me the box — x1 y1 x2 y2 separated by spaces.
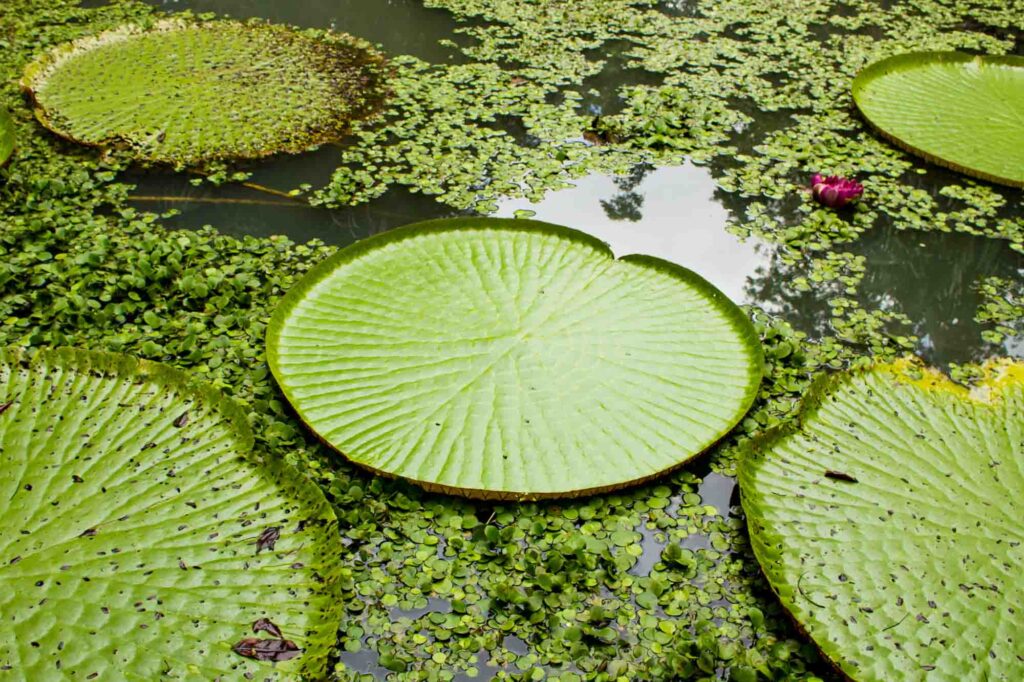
0 109 13 166
21 19 387 165
852 52 1024 187
740 359 1024 681
267 218 764 500
0 347 343 679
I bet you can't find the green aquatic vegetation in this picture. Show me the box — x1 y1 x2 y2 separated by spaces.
976 275 1024 345
853 52 1024 187
0 108 13 166
0 347 344 679
22 18 387 166
315 56 645 212
741 358 1024 681
268 218 763 499
409 0 1022 249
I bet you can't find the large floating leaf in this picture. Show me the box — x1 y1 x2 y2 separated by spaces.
268 218 763 500
0 347 343 679
853 52 1024 187
741 359 1024 681
21 19 387 165
0 109 13 166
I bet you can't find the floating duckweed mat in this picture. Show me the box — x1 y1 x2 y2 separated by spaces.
853 52 1024 188
0 347 344 679
268 218 764 500
741 358 1024 681
21 19 387 165
0 109 13 166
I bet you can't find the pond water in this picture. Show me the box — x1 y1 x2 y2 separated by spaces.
79 0 1023 676
122 0 1024 370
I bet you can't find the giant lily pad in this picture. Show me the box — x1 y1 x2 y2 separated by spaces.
0 109 13 166
21 19 387 165
740 359 1024 681
267 218 763 500
0 347 343 679
853 52 1024 187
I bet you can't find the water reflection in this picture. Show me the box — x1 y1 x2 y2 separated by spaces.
136 0 467 62
496 163 773 304
745 224 1024 366
576 40 665 117
129 163 457 244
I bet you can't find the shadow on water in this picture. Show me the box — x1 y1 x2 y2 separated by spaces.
128 167 458 244
132 0 469 63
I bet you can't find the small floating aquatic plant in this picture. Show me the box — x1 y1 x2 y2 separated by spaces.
810 173 863 208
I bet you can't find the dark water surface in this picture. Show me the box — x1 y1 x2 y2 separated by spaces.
140 0 467 62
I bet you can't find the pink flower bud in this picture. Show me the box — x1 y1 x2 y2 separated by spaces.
810 174 864 208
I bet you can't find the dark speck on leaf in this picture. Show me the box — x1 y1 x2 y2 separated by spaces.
256 526 281 553
252 618 283 638
824 470 858 483
232 637 301 662
0 401 12 415
80 528 97 537
173 412 188 428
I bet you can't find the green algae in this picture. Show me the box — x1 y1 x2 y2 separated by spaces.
0 0 1021 680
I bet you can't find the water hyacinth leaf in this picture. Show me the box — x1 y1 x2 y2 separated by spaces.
740 359 1024 681
0 109 13 166
853 52 1024 187
267 218 763 499
0 347 343 679
21 19 387 165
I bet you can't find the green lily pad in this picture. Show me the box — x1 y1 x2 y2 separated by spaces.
21 19 387 165
267 218 763 500
853 52 1024 187
0 347 343 679
0 109 13 166
740 358 1024 681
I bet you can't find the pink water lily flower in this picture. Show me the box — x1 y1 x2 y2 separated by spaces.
810 174 863 208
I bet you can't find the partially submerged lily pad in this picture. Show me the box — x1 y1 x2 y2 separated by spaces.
740 358 1024 681
853 52 1024 187
21 19 387 165
267 218 764 500
0 109 13 166
0 347 343 679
